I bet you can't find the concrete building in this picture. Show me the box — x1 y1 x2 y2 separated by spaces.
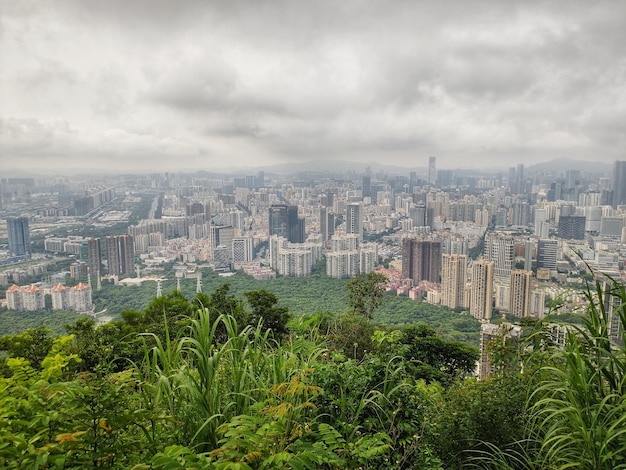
7 217 31 258
6 284 45 311
470 260 494 320
484 232 515 278
441 254 467 309
345 203 363 241
612 160 626 208
509 270 532 318
401 238 441 284
106 234 135 277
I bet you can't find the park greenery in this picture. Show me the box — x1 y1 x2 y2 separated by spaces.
1 272 626 468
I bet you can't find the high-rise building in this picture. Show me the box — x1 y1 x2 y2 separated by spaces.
319 206 335 242
232 237 254 263
7 217 31 258
287 205 305 243
362 175 371 199
345 203 363 241
106 234 135 277
483 232 515 278
470 260 494 320
401 238 441 284
87 237 102 278
612 160 626 208
269 204 304 243
558 215 586 240
441 254 467 309
269 204 289 239
509 270 532 318
537 239 558 270
428 156 437 186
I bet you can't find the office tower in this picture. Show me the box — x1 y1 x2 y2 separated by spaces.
269 204 289 239
106 234 135 277
613 161 626 208
287 205 305 243
584 206 602 233
470 260 494 320
509 270 532 318
320 206 335 242
537 239 558 270
511 201 530 226
269 204 304 243
87 238 102 278
428 156 437 186
409 205 427 227
441 254 467 309
558 215 586 240
401 238 441 284
232 237 254 263
7 217 31 258
362 175 371 199
483 232 515 278
600 216 625 237
345 203 363 241
524 238 533 271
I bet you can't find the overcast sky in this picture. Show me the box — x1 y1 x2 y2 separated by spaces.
1 1 625 174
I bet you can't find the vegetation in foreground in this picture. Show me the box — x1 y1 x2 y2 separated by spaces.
0 272 625 468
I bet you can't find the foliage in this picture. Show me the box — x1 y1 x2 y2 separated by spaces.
244 289 291 338
526 277 626 469
347 272 387 321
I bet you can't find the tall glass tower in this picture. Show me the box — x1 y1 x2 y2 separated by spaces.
7 217 31 258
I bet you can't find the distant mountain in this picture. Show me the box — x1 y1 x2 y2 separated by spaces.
526 158 612 175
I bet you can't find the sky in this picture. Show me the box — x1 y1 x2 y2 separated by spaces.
1 0 625 175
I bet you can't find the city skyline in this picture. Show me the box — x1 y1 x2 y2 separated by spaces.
2 1 626 174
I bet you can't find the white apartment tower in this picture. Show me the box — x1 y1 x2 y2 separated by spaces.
470 260 494 320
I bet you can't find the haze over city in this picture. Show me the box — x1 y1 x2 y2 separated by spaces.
2 0 626 174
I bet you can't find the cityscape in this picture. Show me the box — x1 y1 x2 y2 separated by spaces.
3 1 626 466
2 158 626 359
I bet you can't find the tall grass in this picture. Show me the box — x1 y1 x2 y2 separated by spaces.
141 308 326 453
470 276 626 469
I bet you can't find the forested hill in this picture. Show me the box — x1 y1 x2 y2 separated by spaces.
0 268 481 343
1 275 626 468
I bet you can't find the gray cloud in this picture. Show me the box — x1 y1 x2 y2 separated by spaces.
2 0 626 173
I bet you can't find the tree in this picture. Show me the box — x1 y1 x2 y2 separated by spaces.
244 289 291 338
347 272 387 321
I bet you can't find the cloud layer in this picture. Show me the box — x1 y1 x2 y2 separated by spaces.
1 0 625 173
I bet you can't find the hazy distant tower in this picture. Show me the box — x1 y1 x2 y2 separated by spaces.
613 160 626 208
87 238 102 279
345 203 363 241
428 156 437 186
6 217 31 258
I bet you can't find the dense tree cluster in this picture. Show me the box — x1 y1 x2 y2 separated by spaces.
1 276 625 468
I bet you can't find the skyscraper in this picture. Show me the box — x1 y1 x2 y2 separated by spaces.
428 156 437 186
537 239 558 270
269 204 289 239
401 238 441 284
362 175 371 199
7 217 31 258
509 270 532 318
441 254 467 309
470 260 494 320
558 215 586 240
106 234 135 277
613 160 626 208
320 206 335 242
287 205 305 243
269 204 304 243
87 237 102 279
483 232 515 278
345 203 363 241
